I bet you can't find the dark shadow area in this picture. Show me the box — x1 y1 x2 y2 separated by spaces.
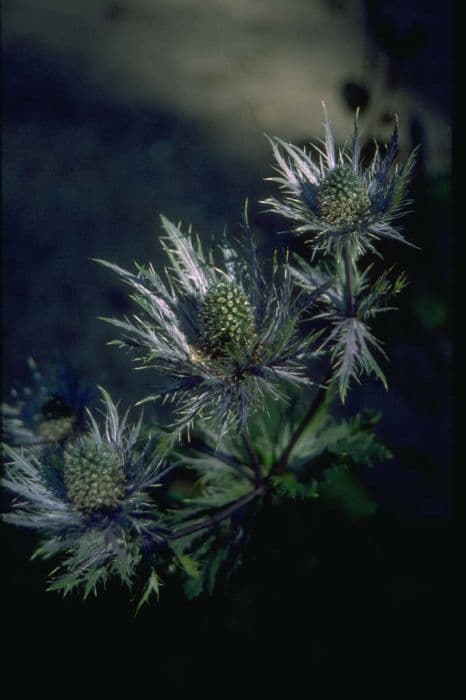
363 0 451 113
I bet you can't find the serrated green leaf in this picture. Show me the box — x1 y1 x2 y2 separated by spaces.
271 473 319 500
329 429 392 466
83 567 107 599
135 569 161 614
205 546 230 596
176 554 200 579
320 466 377 519
46 572 80 595
184 574 204 600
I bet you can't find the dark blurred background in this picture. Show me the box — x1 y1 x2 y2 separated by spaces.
2 0 452 680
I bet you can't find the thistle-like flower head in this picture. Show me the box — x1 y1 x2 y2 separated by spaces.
96 215 319 437
2 388 168 597
2 357 96 452
262 104 417 257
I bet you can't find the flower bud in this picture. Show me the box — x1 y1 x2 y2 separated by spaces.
36 395 76 442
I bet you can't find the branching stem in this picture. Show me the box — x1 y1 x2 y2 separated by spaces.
167 486 264 541
343 237 355 317
189 437 254 482
242 432 263 487
164 376 333 543
269 376 331 477
163 375 333 544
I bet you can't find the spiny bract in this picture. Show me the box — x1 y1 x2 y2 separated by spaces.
291 254 408 400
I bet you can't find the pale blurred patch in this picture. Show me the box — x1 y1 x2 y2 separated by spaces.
4 0 450 171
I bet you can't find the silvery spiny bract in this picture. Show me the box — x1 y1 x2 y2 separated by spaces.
292 256 408 400
97 215 320 436
1 357 96 452
262 105 417 257
2 388 168 597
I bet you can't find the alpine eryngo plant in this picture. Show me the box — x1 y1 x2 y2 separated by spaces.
2 106 417 608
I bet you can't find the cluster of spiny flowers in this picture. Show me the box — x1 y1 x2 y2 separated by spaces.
2 107 416 606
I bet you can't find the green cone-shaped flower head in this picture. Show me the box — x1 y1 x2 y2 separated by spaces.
36 395 76 442
317 165 370 227
199 282 256 359
63 435 125 513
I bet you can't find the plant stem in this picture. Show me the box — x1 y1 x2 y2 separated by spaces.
242 432 263 487
154 464 179 482
269 374 332 477
161 366 335 545
161 377 332 543
189 436 254 482
167 486 264 541
343 237 355 317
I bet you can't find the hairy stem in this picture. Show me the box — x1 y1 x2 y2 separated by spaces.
167 486 264 541
343 237 355 317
